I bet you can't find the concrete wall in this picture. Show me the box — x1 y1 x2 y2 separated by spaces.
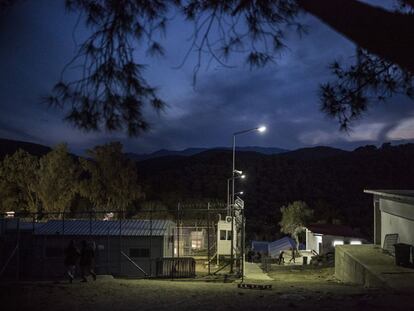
379 198 414 246
335 245 385 287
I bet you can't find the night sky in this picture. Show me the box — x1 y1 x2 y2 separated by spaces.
0 0 413 154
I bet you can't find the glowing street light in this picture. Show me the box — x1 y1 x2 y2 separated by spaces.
227 174 246 213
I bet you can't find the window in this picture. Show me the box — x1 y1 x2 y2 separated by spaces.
332 240 344 247
350 240 362 245
129 248 150 258
220 230 226 240
227 231 232 241
192 240 202 249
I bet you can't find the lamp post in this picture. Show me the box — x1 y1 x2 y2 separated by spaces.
230 125 266 274
227 174 245 215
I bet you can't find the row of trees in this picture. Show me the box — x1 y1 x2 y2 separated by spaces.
0 142 143 218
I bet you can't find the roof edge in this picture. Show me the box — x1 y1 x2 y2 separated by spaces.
364 189 414 203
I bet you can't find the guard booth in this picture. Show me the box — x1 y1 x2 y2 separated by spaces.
217 215 237 257
216 197 243 264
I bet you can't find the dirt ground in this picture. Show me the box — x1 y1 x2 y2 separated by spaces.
1 267 413 311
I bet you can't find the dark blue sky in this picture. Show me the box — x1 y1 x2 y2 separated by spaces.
0 0 413 154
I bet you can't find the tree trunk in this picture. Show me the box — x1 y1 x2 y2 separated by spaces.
297 0 414 73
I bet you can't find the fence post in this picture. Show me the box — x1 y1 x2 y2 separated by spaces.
89 211 92 236
171 204 176 280
176 203 180 259
119 215 122 276
149 205 153 277
16 217 20 281
207 202 211 275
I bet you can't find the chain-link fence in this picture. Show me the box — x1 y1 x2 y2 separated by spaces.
0 203 245 281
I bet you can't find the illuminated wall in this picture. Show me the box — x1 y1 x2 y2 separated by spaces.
380 198 414 246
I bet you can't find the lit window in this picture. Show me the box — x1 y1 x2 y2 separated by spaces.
333 240 344 247
350 240 362 245
192 240 202 249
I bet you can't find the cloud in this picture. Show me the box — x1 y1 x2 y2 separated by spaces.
387 117 414 140
0 0 413 155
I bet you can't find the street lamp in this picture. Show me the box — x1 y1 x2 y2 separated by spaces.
230 125 267 274
227 174 246 214
232 125 266 207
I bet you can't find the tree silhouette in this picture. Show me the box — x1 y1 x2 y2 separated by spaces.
79 142 144 216
3 0 413 133
36 144 80 217
0 149 40 214
321 49 413 129
279 201 313 248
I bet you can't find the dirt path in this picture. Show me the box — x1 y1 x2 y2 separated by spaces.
1 268 412 311
244 262 273 281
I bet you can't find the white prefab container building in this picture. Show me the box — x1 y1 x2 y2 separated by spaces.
364 190 414 246
31 219 176 279
306 224 365 255
217 216 237 256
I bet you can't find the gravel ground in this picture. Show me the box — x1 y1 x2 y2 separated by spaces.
1 268 413 311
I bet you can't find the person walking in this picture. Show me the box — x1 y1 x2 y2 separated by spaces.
80 240 97 282
64 240 80 283
288 247 296 264
278 250 285 265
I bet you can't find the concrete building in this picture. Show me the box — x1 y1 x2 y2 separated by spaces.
306 223 365 255
364 189 414 246
335 190 414 290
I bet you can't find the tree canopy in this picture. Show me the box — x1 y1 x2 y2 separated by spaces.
279 201 313 247
0 149 40 214
36 144 80 217
80 142 144 216
0 141 145 218
37 0 413 134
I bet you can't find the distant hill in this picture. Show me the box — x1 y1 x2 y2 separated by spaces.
0 138 51 159
279 146 349 160
137 143 414 240
126 146 288 161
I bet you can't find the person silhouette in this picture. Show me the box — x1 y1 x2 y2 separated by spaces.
288 247 296 264
64 240 80 283
80 240 97 282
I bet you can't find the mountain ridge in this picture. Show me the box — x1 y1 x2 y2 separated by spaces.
126 146 289 161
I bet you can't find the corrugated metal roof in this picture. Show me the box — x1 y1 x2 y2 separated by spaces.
0 219 43 232
35 219 174 237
